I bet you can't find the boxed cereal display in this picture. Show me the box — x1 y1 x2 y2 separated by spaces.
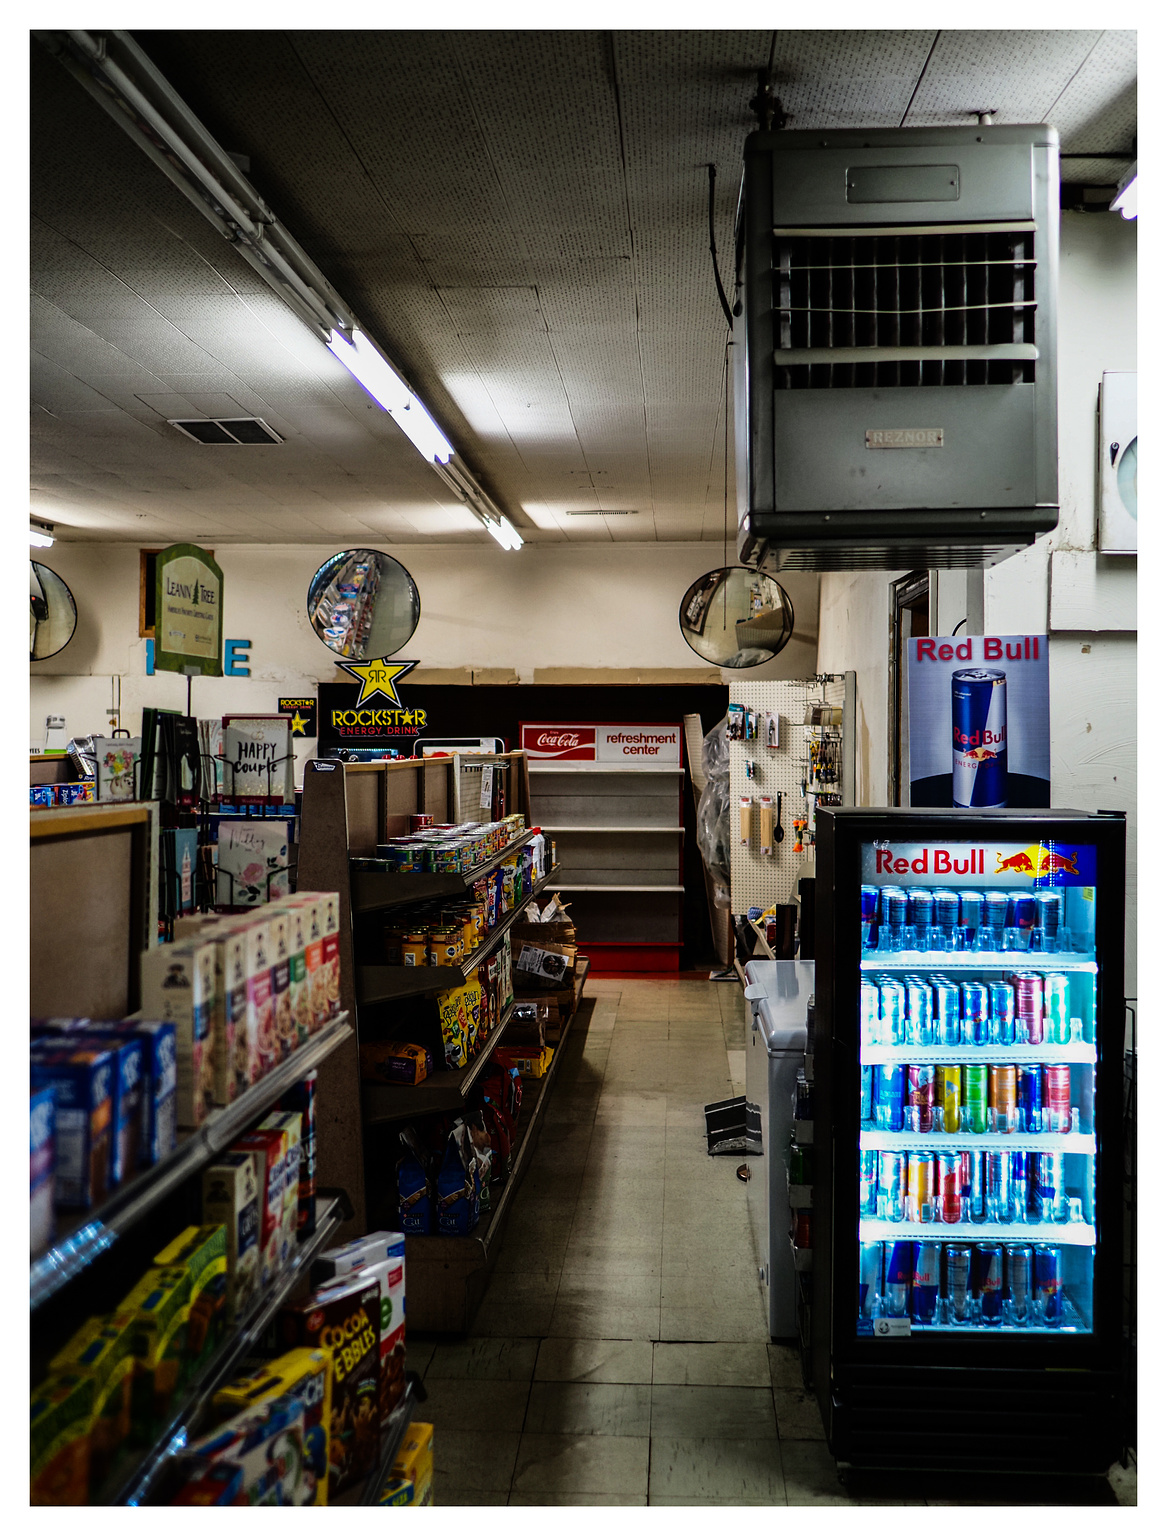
286 893 325 1032
30 1371 94 1505
30 1086 55 1255
181 1393 306 1505
120 1265 191 1441
101 1019 177 1168
266 907 296 1062
49 1309 136 1494
278 1272 380 1498
201 1152 260 1322
258 1110 302 1271
239 914 275 1083
378 1420 434 1506
72 1032 144 1187
311 1231 406 1424
138 939 216 1127
276 901 312 1048
317 891 341 1019
277 1072 317 1240
153 1225 228 1380
212 1348 331 1506
233 1128 286 1288
29 1042 114 1209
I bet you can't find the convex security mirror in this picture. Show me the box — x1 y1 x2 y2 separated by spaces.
679 566 794 668
307 549 420 659
30 561 77 660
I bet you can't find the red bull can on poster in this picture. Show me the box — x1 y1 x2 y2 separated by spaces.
952 668 1008 807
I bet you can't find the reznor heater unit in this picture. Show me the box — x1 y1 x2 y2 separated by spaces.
734 126 1060 571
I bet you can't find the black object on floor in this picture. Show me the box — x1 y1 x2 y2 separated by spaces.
705 1094 762 1155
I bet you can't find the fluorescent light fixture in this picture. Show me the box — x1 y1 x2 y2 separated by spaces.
482 513 524 550
327 328 411 412
30 522 54 548
1111 161 1137 220
392 395 454 465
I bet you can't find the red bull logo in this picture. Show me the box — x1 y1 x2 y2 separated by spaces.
1038 850 1078 876
996 851 1035 874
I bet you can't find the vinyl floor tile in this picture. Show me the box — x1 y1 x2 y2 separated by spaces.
647 1436 786 1502
511 1432 650 1496
425 1336 540 1382
652 1341 770 1387
509 1491 646 1505
434 1487 510 1505
421 1377 531 1433
433 1428 521 1492
535 1337 655 1384
649 1384 777 1440
524 1381 652 1437
773 1387 826 1439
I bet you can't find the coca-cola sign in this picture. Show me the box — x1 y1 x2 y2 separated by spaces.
521 725 597 760
520 722 682 767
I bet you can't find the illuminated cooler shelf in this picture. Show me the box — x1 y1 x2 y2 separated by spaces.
860 1129 1096 1154
860 1219 1096 1246
861 953 1097 973
861 1043 1096 1065
866 1309 1088 1336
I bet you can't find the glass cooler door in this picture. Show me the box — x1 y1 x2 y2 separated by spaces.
854 836 1098 1338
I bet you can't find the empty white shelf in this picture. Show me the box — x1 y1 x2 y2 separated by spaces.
540 824 685 833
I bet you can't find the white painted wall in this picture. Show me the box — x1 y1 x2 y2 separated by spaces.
30 542 820 779
815 210 1137 998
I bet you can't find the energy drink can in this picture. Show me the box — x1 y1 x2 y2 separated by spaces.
1035 891 1062 950
933 890 961 950
960 982 990 1046
879 1151 906 1222
1037 1153 1067 1222
987 981 1016 1046
1034 1243 1064 1325
1017 1064 1043 1133
973 1242 1004 1324
1044 973 1071 1045
960 891 984 950
982 890 1010 949
934 981 961 1046
884 1240 913 1317
990 1064 1017 1133
937 1152 962 1223
859 1241 883 1318
911 1241 941 1324
860 979 881 1045
861 885 879 949
965 1149 986 1223
1013 973 1045 1045
910 889 936 948
860 1150 879 1217
906 1065 935 1132
940 1066 962 1133
962 1064 989 1134
875 1066 905 1132
1009 894 1038 938
906 1153 935 1223
987 1151 1011 1223
904 981 933 1047
878 978 906 1046
1005 1243 1033 1326
952 668 1007 808
1043 1065 1072 1134
860 1064 873 1124
946 1244 973 1323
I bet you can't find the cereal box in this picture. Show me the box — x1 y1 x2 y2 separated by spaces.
213 1348 332 1506
171 1463 243 1504
120 1265 191 1441
138 939 216 1127
30 1086 55 1255
258 1110 302 1272
104 1018 177 1167
233 1128 286 1287
267 907 296 1062
277 1072 317 1239
30 1372 94 1505
188 918 243 1105
384 1420 433 1506
72 1033 144 1187
29 1042 114 1208
312 1232 406 1427
317 891 341 1019
278 1273 381 1498
239 915 276 1081
202 1152 260 1322
436 985 468 1069
183 1393 306 1506
287 893 325 1032
49 1310 136 1494
154 1225 228 1380
359 1039 432 1085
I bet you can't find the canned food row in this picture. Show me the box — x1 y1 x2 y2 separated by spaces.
861 1148 1083 1226
861 884 1078 956
862 1062 1077 1135
358 815 528 874
860 1239 1071 1328
861 972 1078 1048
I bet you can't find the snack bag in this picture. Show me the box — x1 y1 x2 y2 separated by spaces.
463 976 483 1057
212 1349 331 1506
397 1128 433 1235
202 1153 260 1322
435 1120 480 1236
436 986 467 1070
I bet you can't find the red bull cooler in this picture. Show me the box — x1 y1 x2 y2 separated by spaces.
952 668 1008 808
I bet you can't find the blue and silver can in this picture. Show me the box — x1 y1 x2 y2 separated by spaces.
875 1065 905 1132
1034 1244 1064 1325
904 979 933 1047
1035 891 1062 949
859 1150 879 1217
860 1064 873 1123
934 980 962 1046
982 889 1010 948
878 978 906 1046
960 981 990 1046
952 668 1008 808
933 889 961 949
859 1240 883 1317
910 889 936 948
960 890 984 950
860 978 881 1044
1017 1064 1043 1133
987 981 1015 1046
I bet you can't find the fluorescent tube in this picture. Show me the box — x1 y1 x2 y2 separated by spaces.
327 328 411 412
1111 162 1137 220
391 395 454 465
30 528 54 548
482 514 523 550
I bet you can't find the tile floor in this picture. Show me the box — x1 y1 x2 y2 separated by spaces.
406 977 1135 1507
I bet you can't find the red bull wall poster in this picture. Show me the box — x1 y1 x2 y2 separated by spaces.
907 635 1050 809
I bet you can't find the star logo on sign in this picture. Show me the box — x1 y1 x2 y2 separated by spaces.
336 657 419 706
289 710 311 737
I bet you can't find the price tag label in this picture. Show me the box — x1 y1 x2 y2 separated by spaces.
874 1317 911 1337
480 764 494 809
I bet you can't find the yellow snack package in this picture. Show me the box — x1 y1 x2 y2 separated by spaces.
120 1265 191 1443
30 1372 94 1506
153 1224 228 1380
48 1309 136 1494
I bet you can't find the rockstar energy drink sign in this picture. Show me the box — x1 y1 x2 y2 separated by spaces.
319 658 427 750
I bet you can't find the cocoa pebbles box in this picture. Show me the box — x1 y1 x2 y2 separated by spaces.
278 1273 380 1499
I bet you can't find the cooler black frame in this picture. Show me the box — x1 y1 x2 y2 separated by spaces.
811 807 1126 1474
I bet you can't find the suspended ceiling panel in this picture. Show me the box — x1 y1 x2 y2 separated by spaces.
30 30 1136 545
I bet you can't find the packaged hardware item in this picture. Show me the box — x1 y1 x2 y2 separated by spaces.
30 1371 94 1505
258 1110 303 1270
31 1086 55 1255
212 1348 331 1506
397 1128 433 1235
267 908 296 1062
121 1265 191 1441
312 1231 406 1424
278 1273 381 1498
202 1153 260 1322
153 1225 228 1380
72 1033 144 1188
48 1309 136 1494
359 1039 432 1085
101 1019 177 1167
277 1072 318 1239
234 1128 287 1288
181 1393 306 1506
378 1420 434 1507
138 939 216 1127
171 1463 243 1504
30 1043 114 1209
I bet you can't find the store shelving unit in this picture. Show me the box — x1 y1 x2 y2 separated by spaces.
529 761 683 970
363 1003 516 1124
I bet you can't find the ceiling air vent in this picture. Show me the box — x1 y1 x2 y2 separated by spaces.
169 417 284 445
564 509 639 516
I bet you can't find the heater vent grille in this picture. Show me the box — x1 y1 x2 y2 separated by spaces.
170 417 284 445
773 229 1036 389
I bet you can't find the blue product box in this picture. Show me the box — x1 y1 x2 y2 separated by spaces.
30 1017 92 1038
29 1044 115 1209
102 1019 178 1167
30 1087 56 1255
30 785 55 807
71 1034 145 1187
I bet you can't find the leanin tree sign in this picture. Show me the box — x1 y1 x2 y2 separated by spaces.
154 543 224 676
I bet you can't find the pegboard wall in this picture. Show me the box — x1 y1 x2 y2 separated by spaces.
728 676 848 913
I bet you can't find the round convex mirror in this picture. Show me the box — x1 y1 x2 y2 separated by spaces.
678 566 794 667
307 550 420 659
30 561 78 660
